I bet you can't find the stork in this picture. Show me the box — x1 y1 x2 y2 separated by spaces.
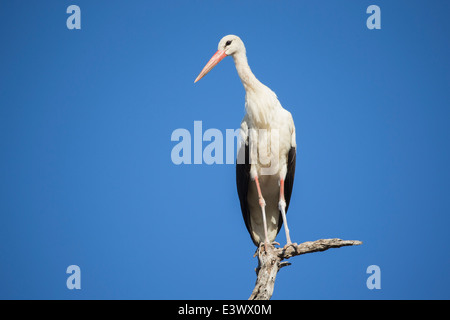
195 35 296 250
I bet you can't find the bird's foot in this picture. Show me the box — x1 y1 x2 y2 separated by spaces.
256 241 272 254
252 243 269 257
263 241 269 252
283 241 296 250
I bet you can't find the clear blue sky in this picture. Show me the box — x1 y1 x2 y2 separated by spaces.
1 0 449 299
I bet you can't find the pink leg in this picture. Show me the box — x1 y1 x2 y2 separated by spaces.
254 176 269 250
279 179 292 245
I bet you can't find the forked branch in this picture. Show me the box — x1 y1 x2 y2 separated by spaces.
249 238 362 300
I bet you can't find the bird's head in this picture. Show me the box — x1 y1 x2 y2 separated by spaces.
194 35 245 83
218 35 245 56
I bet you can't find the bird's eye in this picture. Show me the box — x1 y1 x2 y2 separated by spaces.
225 40 233 46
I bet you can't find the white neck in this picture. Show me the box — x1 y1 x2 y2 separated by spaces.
232 51 261 92
232 51 280 127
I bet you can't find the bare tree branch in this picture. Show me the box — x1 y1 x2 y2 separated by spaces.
249 238 362 300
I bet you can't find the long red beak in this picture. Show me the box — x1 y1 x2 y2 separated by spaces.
194 50 227 83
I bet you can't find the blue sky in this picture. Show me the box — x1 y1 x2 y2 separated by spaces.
1 0 449 299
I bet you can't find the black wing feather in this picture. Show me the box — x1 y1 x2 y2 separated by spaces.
277 146 296 235
236 142 258 245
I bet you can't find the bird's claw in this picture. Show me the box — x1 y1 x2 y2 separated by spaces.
283 242 296 250
256 241 271 254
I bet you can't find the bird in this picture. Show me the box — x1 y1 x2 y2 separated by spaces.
194 35 296 250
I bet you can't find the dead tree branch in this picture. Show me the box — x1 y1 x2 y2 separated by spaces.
249 238 362 300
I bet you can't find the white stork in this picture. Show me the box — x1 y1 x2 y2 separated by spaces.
195 35 296 249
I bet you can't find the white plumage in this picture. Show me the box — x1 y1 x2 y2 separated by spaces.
195 35 297 248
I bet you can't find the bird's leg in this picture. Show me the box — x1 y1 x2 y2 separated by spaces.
279 179 292 247
254 176 269 251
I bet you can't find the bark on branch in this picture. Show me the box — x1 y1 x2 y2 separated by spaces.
249 238 362 300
